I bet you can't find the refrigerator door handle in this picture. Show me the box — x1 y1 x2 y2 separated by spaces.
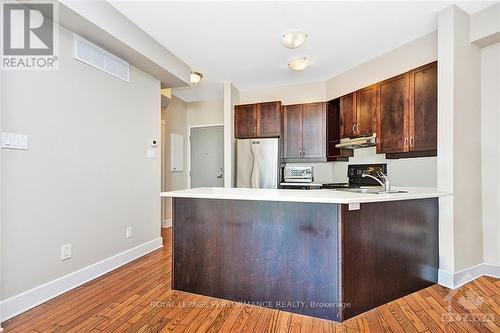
250 141 258 187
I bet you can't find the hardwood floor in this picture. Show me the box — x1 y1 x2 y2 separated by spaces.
2 228 499 332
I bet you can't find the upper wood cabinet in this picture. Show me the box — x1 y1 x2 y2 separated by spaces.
409 62 437 153
302 103 327 159
234 104 257 139
377 73 409 154
327 99 353 161
377 61 437 158
283 104 303 159
283 102 326 161
356 85 377 136
234 101 281 139
340 86 377 138
340 93 356 138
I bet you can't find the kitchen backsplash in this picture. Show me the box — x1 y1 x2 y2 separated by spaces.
286 146 437 187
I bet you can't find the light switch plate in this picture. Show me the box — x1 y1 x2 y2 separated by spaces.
348 203 360 211
147 149 155 159
2 132 28 150
61 244 72 260
126 226 133 238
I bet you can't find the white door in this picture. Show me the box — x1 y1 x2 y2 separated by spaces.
190 126 224 188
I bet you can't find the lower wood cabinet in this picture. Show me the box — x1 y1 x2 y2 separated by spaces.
283 102 326 162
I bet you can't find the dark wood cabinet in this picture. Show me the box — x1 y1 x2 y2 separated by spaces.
283 102 326 162
302 103 326 159
409 62 437 153
235 62 437 160
356 85 377 136
234 101 281 139
234 104 257 139
340 86 377 139
340 93 356 138
283 104 303 159
327 99 353 161
377 73 409 154
378 61 437 158
257 101 282 137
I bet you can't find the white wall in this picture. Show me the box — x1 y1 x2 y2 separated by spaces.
480 42 500 266
240 81 326 105
326 32 437 99
161 98 224 220
58 0 191 87
1 26 161 299
470 2 500 47
187 100 224 127
224 83 240 187
0 59 3 304
438 5 483 278
161 96 187 222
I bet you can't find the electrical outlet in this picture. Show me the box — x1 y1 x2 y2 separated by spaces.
126 226 133 239
61 244 72 260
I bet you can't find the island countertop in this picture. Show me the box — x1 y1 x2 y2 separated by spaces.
161 187 450 204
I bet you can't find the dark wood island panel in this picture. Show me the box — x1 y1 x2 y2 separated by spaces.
172 198 342 321
171 197 438 322
340 198 439 319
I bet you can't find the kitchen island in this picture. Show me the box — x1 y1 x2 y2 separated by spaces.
161 187 449 322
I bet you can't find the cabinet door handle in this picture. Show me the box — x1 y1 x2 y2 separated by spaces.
404 137 408 147
352 123 356 133
356 123 360 133
254 126 257 133
410 136 414 147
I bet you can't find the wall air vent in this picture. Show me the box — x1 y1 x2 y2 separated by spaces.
73 35 130 82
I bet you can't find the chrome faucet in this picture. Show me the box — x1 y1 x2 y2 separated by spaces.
362 171 391 192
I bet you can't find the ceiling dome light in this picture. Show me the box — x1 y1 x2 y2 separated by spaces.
190 71 203 85
281 30 307 49
288 56 311 71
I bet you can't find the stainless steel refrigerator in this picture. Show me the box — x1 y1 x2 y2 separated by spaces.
236 138 280 189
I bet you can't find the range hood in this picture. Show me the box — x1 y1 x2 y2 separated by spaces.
335 133 377 149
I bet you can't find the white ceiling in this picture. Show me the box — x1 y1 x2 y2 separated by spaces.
110 1 495 102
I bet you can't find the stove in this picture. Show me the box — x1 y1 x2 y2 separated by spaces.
322 164 387 190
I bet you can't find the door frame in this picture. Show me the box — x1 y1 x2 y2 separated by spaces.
187 123 225 189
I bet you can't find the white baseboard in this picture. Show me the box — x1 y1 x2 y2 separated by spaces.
438 269 454 289
162 219 172 228
438 263 500 289
0 237 163 322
